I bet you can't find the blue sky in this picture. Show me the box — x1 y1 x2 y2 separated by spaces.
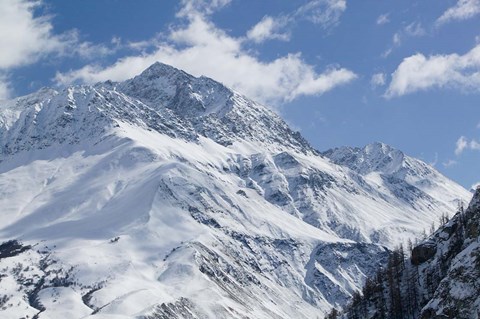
0 0 479 190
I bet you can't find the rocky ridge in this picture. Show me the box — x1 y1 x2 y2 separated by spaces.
0 62 471 318
341 188 480 319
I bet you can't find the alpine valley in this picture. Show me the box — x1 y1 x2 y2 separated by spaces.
0 63 471 319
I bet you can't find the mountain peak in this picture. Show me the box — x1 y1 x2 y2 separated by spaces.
323 142 405 175
116 62 314 152
140 61 193 81
0 62 315 157
365 141 395 154
118 61 233 118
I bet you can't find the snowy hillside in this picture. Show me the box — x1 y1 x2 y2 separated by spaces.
0 62 470 318
340 188 480 319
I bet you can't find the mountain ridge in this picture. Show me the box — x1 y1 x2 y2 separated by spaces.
340 188 480 319
0 62 471 318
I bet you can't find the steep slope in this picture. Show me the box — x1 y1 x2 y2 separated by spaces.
0 63 470 318
323 143 466 214
341 188 480 319
118 62 313 152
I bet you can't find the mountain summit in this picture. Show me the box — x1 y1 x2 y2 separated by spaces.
0 62 470 318
120 62 234 117
118 62 313 152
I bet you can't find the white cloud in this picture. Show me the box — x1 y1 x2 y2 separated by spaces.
382 35 398 57
246 0 347 44
0 75 11 100
371 73 386 87
442 159 458 168
0 0 115 99
71 35 115 59
382 48 393 58
246 16 290 43
455 136 469 155
177 0 232 17
437 0 480 25
429 152 438 167
376 13 390 25
296 0 347 30
392 32 401 46
0 0 64 69
290 67 357 98
385 44 480 97
382 22 425 58
0 0 112 69
470 139 480 150
56 6 356 105
404 22 426 37
454 135 480 156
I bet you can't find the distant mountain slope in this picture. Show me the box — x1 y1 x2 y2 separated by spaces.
0 62 470 318
323 142 465 213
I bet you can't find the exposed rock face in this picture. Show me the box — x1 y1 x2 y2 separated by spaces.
119 62 314 152
341 189 480 319
419 189 480 319
411 241 437 265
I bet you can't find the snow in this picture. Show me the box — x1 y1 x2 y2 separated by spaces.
0 62 471 318
37 287 92 319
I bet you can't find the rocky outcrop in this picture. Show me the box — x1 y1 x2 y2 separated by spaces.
341 188 480 319
411 241 436 265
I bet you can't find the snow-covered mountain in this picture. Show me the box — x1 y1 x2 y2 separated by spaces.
341 188 480 319
323 143 465 219
0 62 470 318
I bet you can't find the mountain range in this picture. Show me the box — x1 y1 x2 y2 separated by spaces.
0 62 471 319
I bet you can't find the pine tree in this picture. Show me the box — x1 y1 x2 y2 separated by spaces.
326 308 339 319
